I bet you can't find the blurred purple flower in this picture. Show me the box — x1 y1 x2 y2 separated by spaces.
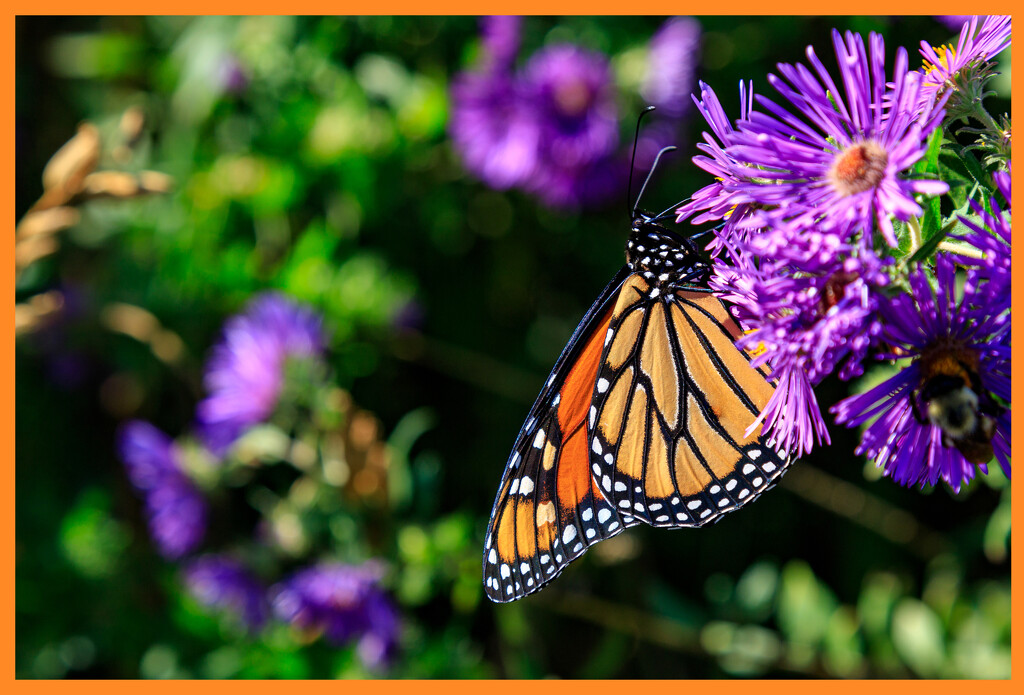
525 44 619 170
525 151 627 210
725 30 948 247
450 40 624 210
479 16 522 72
183 555 268 630
272 562 400 669
449 71 542 191
218 54 249 94
935 16 974 32
642 17 701 117
832 256 1010 491
117 421 207 559
197 293 326 456
919 15 1011 113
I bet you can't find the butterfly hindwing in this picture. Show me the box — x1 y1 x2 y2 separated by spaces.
589 272 791 527
483 268 638 603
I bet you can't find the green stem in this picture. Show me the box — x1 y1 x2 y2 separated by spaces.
907 216 923 256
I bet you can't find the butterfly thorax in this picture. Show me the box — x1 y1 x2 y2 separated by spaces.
625 216 709 289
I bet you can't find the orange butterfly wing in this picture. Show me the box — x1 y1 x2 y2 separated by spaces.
589 273 790 527
483 272 637 603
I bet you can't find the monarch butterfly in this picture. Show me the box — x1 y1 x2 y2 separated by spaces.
482 124 792 603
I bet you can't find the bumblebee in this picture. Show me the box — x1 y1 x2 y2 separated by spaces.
914 346 1002 465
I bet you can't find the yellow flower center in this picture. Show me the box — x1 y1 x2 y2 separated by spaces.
922 44 958 87
742 329 767 358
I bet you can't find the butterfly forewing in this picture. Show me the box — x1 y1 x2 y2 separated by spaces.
483 270 638 603
589 272 790 527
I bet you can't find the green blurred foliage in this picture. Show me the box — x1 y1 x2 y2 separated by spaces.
16 15 1010 678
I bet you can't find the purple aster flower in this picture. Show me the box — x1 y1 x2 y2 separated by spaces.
117 421 207 559
523 44 620 171
642 17 701 118
918 15 1011 116
724 30 948 247
479 16 522 73
832 256 1010 491
955 164 1011 302
196 292 326 456
183 555 268 630
272 562 400 669
711 237 890 457
449 71 542 191
675 80 764 256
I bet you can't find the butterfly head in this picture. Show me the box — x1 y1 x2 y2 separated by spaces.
626 216 709 287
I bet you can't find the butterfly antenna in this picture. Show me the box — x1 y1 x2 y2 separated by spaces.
651 196 692 223
633 145 677 218
626 106 657 217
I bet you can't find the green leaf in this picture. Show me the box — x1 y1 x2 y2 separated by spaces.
913 128 943 177
892 599 945 677
906 217 958 265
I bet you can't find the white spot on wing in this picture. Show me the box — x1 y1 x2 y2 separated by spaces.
597 378 609 393
742 463 756 475
582 508 593 522
614 481 627 492
500 564 510 579
562 526 577 543
598 509 611 523
533 430 546 449
488 549 497 564
519 476 534 495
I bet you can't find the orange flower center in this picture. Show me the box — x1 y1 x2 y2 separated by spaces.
827 140 888 196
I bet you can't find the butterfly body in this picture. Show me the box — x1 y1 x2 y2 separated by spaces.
483 214 791 603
